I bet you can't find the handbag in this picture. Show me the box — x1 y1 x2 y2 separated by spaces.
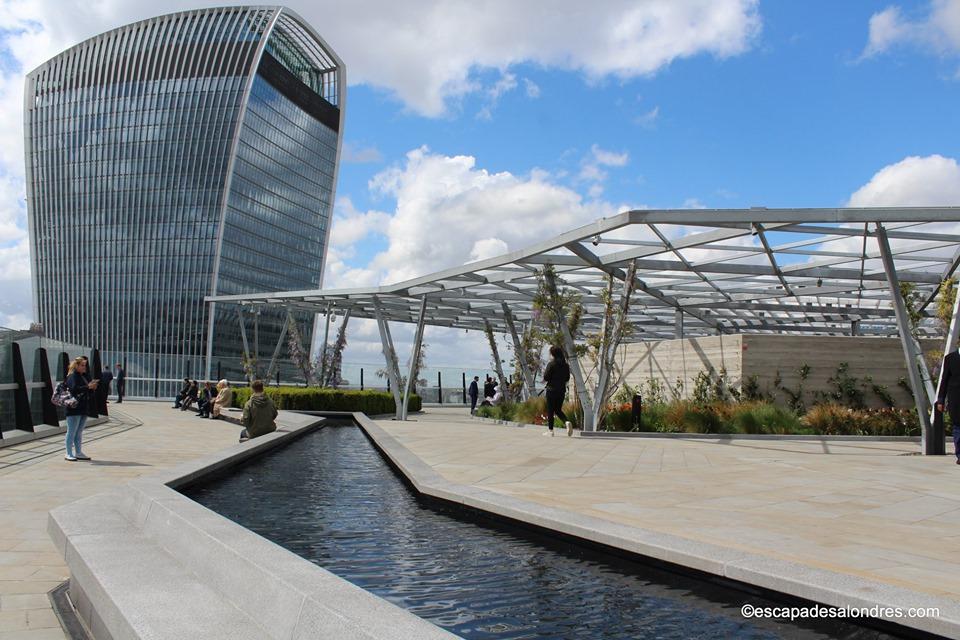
52 381 79 408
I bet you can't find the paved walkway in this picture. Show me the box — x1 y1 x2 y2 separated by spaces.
0 402 243 639
376 408 960 604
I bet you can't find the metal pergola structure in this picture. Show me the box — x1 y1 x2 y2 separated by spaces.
206 207 960 453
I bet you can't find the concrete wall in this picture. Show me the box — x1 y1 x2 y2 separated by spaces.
615 335 743 401
611 334 942 409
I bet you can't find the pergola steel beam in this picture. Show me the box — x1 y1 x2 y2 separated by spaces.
876 224 937 454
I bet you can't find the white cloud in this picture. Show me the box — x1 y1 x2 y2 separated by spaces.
468 238 510 262
590 144 630 167
848 154 960 206
634 105 660 127
577 144 630 196
328 197 391 250
523 78 541 98
362 146 624 285
863 0 960 58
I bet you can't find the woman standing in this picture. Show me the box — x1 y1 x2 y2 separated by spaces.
65 357 98 461
542 345 572 437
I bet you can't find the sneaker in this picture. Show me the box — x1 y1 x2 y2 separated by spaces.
64 455 77 462
566 421 573 437
543 430 554 437
75 454 91 461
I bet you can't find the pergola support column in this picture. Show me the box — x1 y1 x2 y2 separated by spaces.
264 310 291 383
373 297 403 419
675 309 684 339
876 223 937 454
401 297 428 420
318 304 332 387
502 303 535 399
236 306 252 383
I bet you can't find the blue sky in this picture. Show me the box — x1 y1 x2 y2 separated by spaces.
1 0 959 367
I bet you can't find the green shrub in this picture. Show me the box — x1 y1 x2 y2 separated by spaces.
476 405 497 419
232 386 418 415
730 402 806 435
514 397 547 424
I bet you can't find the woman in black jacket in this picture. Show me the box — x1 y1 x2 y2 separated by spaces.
65 357 98 461
542 345 572 437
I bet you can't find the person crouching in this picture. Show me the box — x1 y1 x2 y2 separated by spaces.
240 380 277 442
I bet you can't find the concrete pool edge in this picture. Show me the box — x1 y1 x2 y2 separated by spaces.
46 411 458 640
357 414 960 639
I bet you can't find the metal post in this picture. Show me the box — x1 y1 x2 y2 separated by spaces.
675 308 684 340
361 368 364 390
204 301 216 382
851 319 860 336
319 304 332 386
154 358 160 399
373 297 402 419
876 223 936 454
253 310 260 376
402 297 428 420
265 312 291 382
462 372 466 404
438 371 443 404
236 307 251 381
502 302 535 400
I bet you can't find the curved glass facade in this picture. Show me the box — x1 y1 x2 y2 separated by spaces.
24 7 344 396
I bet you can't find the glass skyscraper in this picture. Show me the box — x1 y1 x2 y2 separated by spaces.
24 7 344 396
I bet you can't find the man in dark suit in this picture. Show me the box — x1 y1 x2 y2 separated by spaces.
468 376 479 414
115 363 125 403
936 349 960 463
98 366 113 414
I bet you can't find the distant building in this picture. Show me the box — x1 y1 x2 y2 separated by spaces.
24 7 344 395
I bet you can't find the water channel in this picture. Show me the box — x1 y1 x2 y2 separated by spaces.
182 424 903 639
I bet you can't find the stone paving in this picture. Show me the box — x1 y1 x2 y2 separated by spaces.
375 408 960 605
0 401 243 639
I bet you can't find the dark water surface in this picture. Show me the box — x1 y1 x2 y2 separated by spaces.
182 425 900 640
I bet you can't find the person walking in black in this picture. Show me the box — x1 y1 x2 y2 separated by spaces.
468 376 479 414
97 365 113 414
542 345 572 437
115 363 125 403
937 348 960 463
